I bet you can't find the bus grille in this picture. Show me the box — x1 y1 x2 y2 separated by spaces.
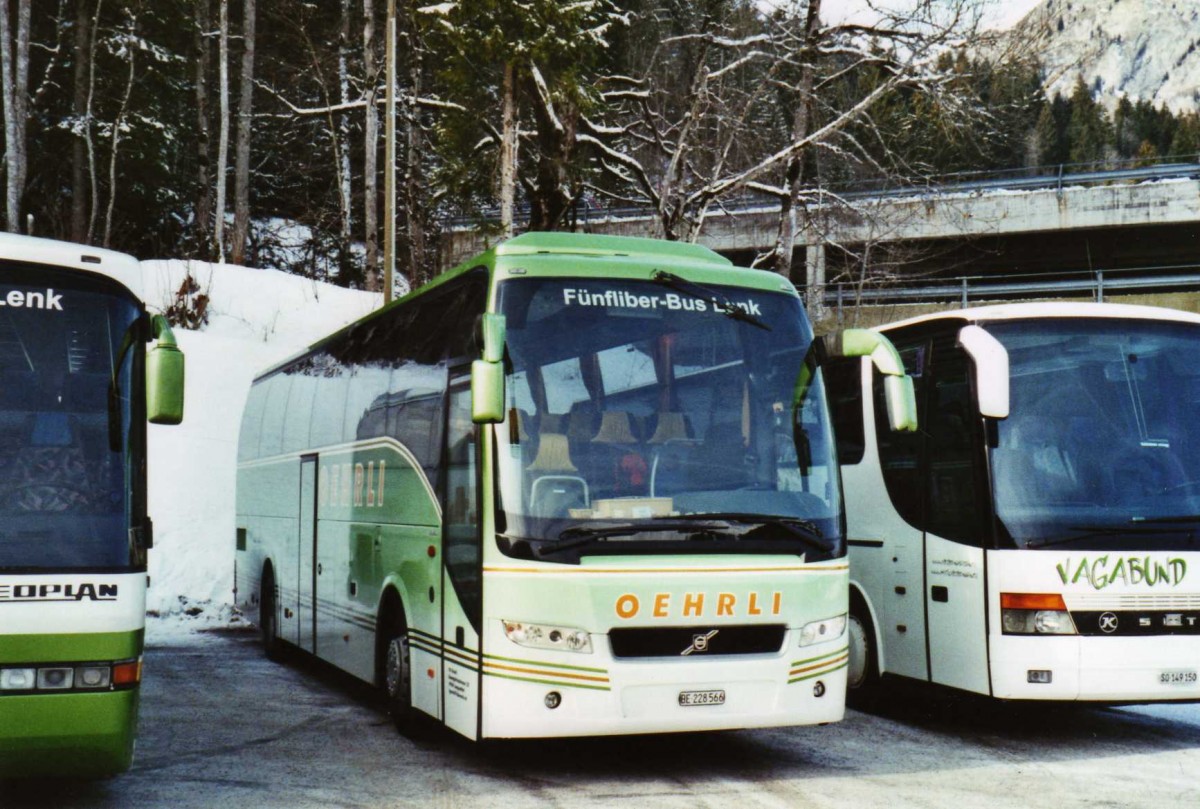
609 625 786 658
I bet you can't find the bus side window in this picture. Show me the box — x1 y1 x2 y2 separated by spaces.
281 364 318 454
824 359 865 466
309 351 350 449
873 343 927 530
238 381 269 462
258 373 293 458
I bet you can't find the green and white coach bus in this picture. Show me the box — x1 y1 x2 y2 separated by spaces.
0 234 184 777
235 232 915 739
827 301 1200 705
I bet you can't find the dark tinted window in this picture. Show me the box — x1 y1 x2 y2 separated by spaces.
874 341 926 530
825 359 865 466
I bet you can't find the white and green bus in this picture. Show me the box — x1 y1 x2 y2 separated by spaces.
235 232 915 740
0 234 184 777
828 301 1200 705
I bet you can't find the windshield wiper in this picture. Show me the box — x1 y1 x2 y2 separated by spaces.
540 520 734 557
651 270 770 331
659 512 834 554
1132 514 1200 524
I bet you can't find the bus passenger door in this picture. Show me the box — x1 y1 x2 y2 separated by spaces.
441 378 482 740
921 336 990 695
298 454 318 653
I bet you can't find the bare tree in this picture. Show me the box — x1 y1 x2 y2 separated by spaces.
102 8 137 247
362 0 379 290
193 0 214 257
230 0 256 264
71 0 91 242
214 0 229 259
0 0 30 232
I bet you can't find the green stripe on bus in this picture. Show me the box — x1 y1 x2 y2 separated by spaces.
0 630 143 663
482 653 608 674
788 647 849 669
788 660 849 684
483 670 611 692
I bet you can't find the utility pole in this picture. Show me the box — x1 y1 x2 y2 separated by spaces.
384 0 396 303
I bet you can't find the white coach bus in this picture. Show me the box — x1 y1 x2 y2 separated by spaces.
826 302 1200 704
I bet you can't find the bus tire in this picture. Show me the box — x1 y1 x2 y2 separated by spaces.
382 611 423 737
847 598 881 711
260 565 283 662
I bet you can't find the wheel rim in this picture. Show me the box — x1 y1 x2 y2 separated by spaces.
847 614 869 690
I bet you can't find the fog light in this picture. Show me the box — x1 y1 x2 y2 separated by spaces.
0 668 36 690
545 691 562 709
75 665 112 689
37 667 74 690
1028 669 1053 684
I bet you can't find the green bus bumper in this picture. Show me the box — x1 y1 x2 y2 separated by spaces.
0 688 139 778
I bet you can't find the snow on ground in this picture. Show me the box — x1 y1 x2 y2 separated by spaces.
141 260 379 635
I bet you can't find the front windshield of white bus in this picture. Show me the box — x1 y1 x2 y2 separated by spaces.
988 317 1200 551
0 266 141 571
494 277 841 562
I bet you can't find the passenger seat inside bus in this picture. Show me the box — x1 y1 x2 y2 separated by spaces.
526 432 589 518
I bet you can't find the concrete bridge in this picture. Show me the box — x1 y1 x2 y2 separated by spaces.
439 162 1200 298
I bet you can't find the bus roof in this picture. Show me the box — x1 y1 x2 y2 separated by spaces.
486 232 731 266
0 232 143 299
877 301 1200 332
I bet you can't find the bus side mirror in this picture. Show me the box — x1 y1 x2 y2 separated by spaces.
830 328 918 432
957 325 1009 419
147 314 185 425
472 313 506 424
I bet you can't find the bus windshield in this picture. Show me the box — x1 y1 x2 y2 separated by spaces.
494 277 841 560
989 318 1200 551
0 268 141 571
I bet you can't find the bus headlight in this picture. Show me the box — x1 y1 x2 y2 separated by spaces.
0 668 36 690
1000 593 1077 635
502 620 593 654
799 614 847 646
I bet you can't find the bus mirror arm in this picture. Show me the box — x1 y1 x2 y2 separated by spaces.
957 325 1010 419
830 329 918 432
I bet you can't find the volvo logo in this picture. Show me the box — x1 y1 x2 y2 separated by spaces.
682 629 719 656
1099 612 1120 634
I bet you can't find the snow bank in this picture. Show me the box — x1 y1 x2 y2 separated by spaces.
142 260 379 629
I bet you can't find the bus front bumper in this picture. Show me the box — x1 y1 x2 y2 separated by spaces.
0 688 139 778
991 635 1200 702
480 635 848 738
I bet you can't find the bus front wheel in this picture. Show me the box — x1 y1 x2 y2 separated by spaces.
260 566 283 661
383 614 421 736
847 603 881 711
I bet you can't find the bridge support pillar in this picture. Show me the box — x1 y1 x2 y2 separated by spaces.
805 243 826 319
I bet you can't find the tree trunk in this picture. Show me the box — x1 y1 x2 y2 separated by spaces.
336 0 352 282
103 12 136 248
498 61 516 238
214 0 229 260
362 0 379 291
525 61 575 232
193 0 213 258
70 0 90 242
770 0 820 286
84 0 101 243
401 0 423 283
0 0 31 233
229 0 255 264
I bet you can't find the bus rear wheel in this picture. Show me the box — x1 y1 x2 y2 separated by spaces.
847 604 881 711
260 566 283 661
